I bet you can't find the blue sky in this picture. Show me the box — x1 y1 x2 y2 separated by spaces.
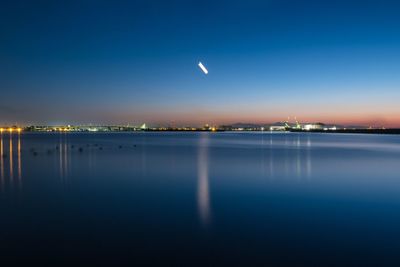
1 0 400 126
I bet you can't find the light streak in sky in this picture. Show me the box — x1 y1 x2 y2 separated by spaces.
198 62 208 74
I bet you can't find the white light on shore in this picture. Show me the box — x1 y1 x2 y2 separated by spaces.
198 62 208 74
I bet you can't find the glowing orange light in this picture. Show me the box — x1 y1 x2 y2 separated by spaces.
17 128 22 133
9 128 13 133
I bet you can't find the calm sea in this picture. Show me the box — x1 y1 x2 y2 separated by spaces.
1 132 400 266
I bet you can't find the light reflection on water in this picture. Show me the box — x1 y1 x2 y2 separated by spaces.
198 132 211 226
9 133 13 182
0 134 4 189
0 133 22 191
18 134 22 185
59 132 69 181
259 133 313 181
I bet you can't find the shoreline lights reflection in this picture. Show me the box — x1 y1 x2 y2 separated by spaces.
197 133 211 226
0 134 4 188
59 132 69 180
0 132 22 191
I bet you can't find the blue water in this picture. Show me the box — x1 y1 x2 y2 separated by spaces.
1 132 400 266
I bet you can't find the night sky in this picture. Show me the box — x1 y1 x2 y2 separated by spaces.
1 0 400 126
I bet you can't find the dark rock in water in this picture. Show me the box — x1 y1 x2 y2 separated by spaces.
94 144 99 147
99 147 103 150
119 145 123 149
47 149 52 155
79 147 83 152
134 145 137 147
55 146 59 150
71 145 75 149
33 152 38 156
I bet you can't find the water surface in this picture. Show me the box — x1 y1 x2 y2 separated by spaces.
1 132 400 266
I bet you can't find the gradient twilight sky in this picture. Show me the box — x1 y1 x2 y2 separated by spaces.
1 0 400 126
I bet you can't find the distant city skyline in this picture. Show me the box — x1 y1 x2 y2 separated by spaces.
1 0 400 127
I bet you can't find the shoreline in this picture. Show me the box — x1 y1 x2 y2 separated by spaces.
5 129 400 135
